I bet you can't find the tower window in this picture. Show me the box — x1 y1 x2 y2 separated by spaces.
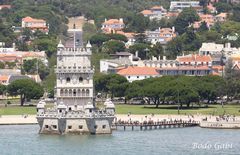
79 77 83 82
66 77 71 83
79 125 83 129
52 125 57 129
73 91 76 96
68 126 72 129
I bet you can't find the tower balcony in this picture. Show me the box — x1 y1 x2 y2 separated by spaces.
55 66 94 73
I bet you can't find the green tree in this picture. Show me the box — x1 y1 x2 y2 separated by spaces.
7 79 44 106
23 59 49 80
109 34 128 42
101 40 125 54
90 33 110 47
166 37 183 59
150 42 164 58
128 43 151 59
174 7 200 34
0 62 5 69
198 21 209 32
95 73 128 98
0 84 6 96
124 14 150 33
82 23 97 42
214 2 232 13
33 37 57 57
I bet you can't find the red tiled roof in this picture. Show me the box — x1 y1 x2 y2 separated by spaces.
23 52 43 58
151 6 164 10
177 54 212 63
212 71 220 76
141 10 153 15
0 5 11 9
212 65 224 71
216 13 227 18
22 16 46 23
0 75 9 81
103 19 124 25
116 31 136 38
117 66 159 76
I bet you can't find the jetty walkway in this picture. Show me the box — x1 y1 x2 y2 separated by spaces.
113 120 200 131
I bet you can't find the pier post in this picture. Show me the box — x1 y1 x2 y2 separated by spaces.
124 126 126 131
132 126 134 131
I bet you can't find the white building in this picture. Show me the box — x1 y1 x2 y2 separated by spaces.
36 29 115 134
117 66 159 82
170 1 201 12
145 27 177 45
56 41 93 109
100 52 138 73
199 42 240 57
141 6 167 20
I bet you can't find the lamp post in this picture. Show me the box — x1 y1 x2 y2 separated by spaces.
177 62 180 115
220 50 225 110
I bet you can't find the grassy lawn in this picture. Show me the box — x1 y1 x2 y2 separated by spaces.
0 104 239 116
115 104 240 116
0 106 36 115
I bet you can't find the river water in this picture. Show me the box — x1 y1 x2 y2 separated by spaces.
0 125 239 155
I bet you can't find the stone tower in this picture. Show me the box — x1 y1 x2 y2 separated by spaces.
56 32 94 111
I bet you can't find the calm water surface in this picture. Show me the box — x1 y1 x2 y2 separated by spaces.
0 125 239 155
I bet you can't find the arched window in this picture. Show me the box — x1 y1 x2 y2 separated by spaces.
69 89 72 96
66 77 71 83
60 89 63 96
65 89 68 96
77 89 81 96
86 89 90 96
79 77 83 82
82 89 85 97
73 89 76 97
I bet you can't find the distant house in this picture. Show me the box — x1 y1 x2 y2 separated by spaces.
143 56 178 68
158 54 212 76
0 51 48 67
101 18 125 33
177 54 212 66
165 12 180 19
199 43 224 56
141 6 167 20
0 5 11 10
0 75 9 85
207 3 217 13
199 42 240 56
193 14 215 29
170 1 202 12
215 13 227 22
21 16 49 34
116 31 136 47
100 52 137 73
145 27 177 44
0 53 22 65
117 66 159 82
22 51 47 63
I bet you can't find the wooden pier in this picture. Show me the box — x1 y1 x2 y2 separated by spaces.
113 120 200 131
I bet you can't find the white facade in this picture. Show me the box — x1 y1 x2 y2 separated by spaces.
170 1 200 12
56 41 94 109
199 42 240 57
123 74 158 83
